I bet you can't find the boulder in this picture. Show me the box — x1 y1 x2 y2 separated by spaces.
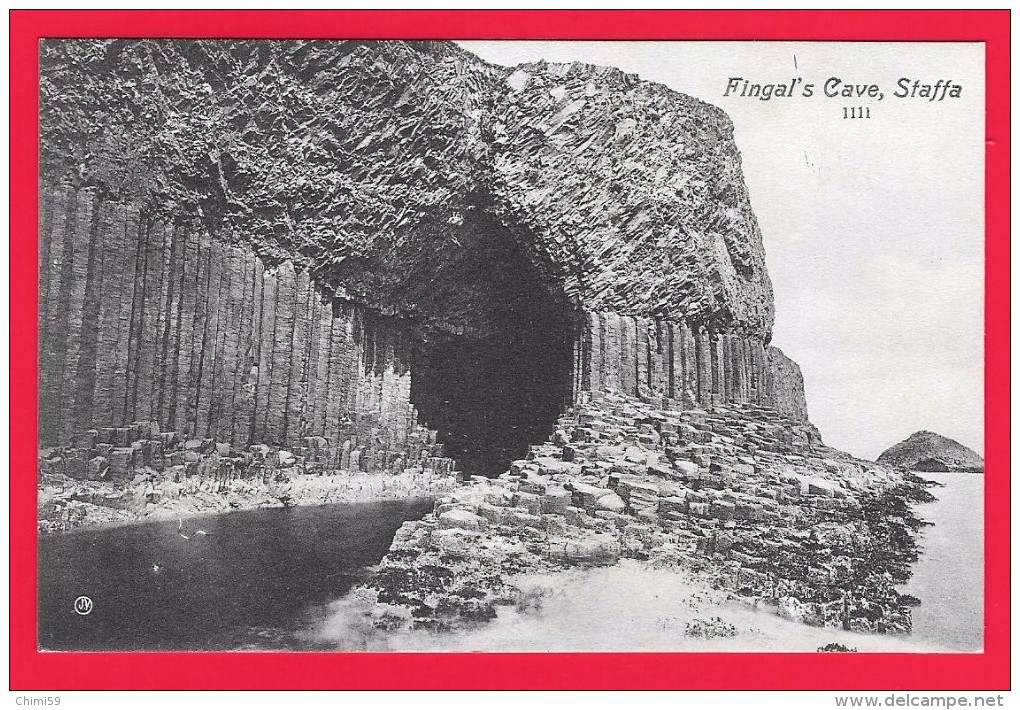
623 446 647 464
568 481 613 509
108 448 135 480
658 496 687 516
85 456 109 481
504 509 543 530
688 501 711 518
390 520 433 551
431 528 481 553
438 509 487 532
513 491 543 515
674 460 700 479
518 475 550 496
62 450 88 480
647 460 676 479
710 500 736 521
596 492 626 512
475 503 507 526
807 480 835 497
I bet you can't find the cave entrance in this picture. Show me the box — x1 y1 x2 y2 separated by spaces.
409 216 576 478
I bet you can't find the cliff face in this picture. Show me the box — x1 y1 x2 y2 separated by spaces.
40 39 772 336
489 61 774 334
877 431 983 472
39 182 421 470
38 39 811 473
765 346 810 422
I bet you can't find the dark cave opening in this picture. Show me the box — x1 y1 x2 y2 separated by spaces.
411 315 574 478
408 219 576 478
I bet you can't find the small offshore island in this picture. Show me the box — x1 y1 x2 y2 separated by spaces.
878 431 984 473
36 39 961 651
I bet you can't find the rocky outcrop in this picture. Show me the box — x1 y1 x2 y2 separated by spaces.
878 431 984 473
576 312 804 415
37 423 456 533
356 391 928 636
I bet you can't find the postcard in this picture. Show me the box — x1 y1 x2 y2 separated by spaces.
10 9 1009 692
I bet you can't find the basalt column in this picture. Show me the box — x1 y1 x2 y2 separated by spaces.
573 311 803 419
38 181 423 472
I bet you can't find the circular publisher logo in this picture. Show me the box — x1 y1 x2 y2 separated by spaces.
73 595 93 616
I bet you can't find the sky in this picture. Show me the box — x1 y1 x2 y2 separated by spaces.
458 41 985 460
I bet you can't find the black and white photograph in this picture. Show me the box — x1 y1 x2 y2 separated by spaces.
36 38 984 654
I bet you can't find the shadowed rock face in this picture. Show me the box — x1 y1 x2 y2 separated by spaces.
877 431 984 473
40 39 773 339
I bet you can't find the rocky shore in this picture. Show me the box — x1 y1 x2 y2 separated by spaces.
38 389 935 643
37 422 457 534
352 391 934 638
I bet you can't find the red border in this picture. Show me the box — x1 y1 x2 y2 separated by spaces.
10 10 1010 690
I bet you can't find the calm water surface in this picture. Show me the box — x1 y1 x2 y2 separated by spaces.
39 472 983 651
900 471 984 652
39 499 433 650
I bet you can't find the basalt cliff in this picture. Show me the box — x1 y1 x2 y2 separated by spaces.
39 39 802 474
38 40 925 639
